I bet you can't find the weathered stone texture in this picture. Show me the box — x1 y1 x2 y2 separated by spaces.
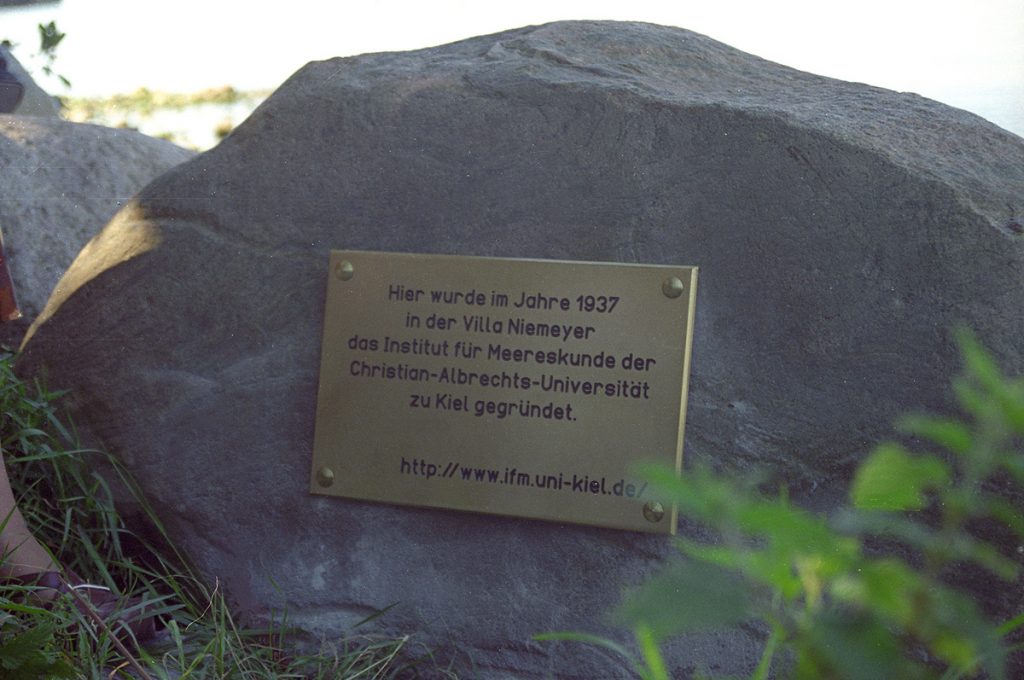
18 21 1024 678
0 116 193 338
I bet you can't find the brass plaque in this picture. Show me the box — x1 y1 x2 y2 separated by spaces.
310 250 698 534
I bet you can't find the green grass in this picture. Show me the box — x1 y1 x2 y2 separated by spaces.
0 352 457 679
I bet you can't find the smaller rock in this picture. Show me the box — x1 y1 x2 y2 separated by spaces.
0 116 194 344
0 45 60 117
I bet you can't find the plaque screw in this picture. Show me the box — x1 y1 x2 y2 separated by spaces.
662 277 684 299
335 260 355 281
316 466 335 487
643 501 665 523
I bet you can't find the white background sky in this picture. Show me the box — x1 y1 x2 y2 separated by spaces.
3 0 1023 137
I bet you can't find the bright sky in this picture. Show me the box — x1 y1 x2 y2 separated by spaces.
3 0 1023 137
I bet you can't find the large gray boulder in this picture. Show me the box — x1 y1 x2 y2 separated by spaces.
0 116 193 340
18 21 1024 678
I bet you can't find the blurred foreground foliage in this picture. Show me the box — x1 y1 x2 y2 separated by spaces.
541 328 1024 679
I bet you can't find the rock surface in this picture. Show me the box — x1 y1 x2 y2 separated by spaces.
19 21 1024 678
0 116 193 340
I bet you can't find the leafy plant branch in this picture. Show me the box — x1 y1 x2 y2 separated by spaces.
1 21 69 89
541 328 1023 679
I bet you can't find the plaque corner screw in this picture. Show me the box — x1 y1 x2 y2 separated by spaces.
643 501 665 523
335 260 355 281
316 466 335 488
662 277 684 299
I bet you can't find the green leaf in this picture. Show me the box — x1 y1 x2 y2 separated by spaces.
37 21 65 54
997 611 1024 636
920 586 1005 679
0 623 74 678
676 540 802 599
637 462 765 528
952 377 988 421
985 497 1024 540
738 501 857 562
613 559 753 638
832 559 926 624
635 624 670 680
751 622 783 680
0 623 54 669
674 539 745 571
533 631 636 664
851 444 949 511
898 415 973 455
956 327 1001 381
803 607 924 680
999 455 1024 485
835 511 1019 581
955 328 1024 433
